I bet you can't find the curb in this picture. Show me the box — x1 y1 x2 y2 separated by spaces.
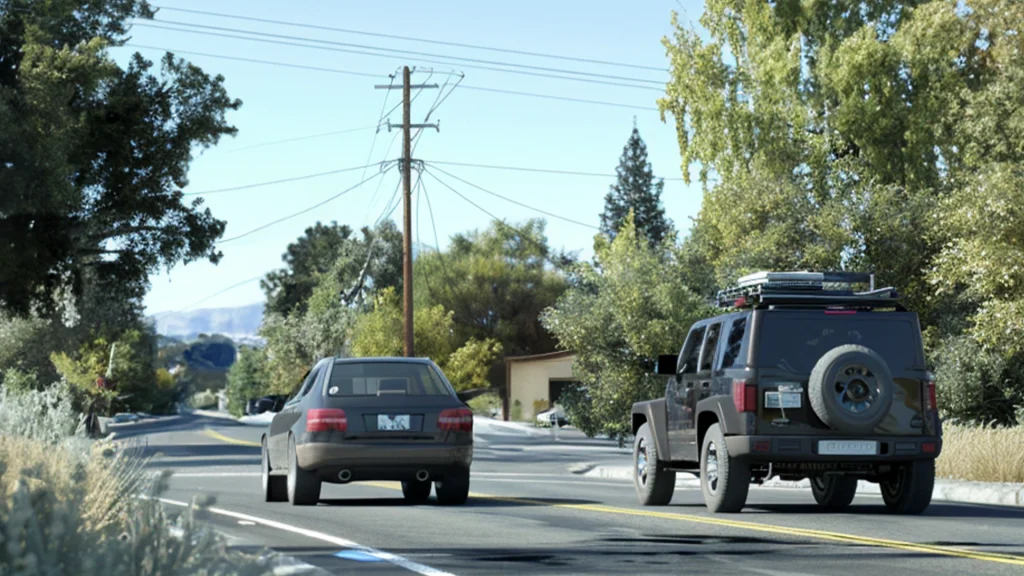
573 464 1024 507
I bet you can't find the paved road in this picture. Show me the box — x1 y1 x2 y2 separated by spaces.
120 414 1024 575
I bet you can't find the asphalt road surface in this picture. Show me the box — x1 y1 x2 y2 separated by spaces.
118 413 1024 576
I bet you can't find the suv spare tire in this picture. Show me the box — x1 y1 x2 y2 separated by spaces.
808 344 894 435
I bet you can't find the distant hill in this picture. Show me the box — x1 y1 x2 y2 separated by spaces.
150 302 264 341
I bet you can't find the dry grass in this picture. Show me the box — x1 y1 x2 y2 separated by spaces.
937 424 1024 483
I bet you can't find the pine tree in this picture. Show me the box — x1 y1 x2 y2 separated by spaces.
599 121 673 246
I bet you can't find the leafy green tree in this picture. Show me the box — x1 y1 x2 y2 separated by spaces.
350 287 457 362
542 216 713 439
0 0 240 317
414 219 567 360
599 122 673 246
261 221 402 317
225 346 269 417
660 0 1024 422
444 338 503 392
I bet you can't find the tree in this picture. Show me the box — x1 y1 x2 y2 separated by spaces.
599 122 673 246
225 346 268 417
413 219 568 359
541 216 713 439
659 0 1024 422
0 0 241 317
261 220 402 318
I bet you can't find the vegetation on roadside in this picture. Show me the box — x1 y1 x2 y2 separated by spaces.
0 385 271 575
938 424 1024 484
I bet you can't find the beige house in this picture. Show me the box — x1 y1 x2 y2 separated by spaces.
503 351 579 421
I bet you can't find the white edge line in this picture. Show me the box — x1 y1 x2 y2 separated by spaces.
156 497 456 576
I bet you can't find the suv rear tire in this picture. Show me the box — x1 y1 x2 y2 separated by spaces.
810 475 858 510
881 460 934 515
700 423 750 513
633 423 675 506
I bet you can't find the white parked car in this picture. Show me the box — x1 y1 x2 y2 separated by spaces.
112 413 139 423
536 406 568 427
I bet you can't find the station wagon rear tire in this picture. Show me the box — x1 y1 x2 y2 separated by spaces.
435 468 470 506
700 423 750 513
402 479 432 504
810 475 858 510
633 423 675 506
262 438 287 502
881 460 934 515
287 435 321 506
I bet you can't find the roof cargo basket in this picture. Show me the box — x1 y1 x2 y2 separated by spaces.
716 271 903 310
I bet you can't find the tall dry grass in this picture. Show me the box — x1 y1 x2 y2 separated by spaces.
937 424 1024 483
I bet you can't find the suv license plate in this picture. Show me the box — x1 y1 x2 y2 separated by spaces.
377 414 410 431
818 440 878 456
765 391 802 409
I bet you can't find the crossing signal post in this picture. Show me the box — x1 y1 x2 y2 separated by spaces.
375 66 438 357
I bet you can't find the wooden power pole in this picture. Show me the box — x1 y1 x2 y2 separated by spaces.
376 66 438 357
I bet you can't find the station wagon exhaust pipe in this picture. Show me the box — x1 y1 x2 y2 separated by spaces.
337 469 352 483
415 470 429 482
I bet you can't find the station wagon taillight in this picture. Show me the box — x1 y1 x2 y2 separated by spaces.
438 408 473 433
733 379 757 413
307 408 347 432
924 380 937 412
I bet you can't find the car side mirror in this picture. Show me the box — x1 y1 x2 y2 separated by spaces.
656 355 677 376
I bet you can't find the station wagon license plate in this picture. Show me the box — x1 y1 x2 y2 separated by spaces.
818 440 878 456
377 414 410 431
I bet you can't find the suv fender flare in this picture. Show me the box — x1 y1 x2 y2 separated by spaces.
695 397 746 445
632 399 670 462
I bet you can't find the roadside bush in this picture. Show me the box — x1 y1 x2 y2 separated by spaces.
510 399 523 422
189 389 218 410
226 347 269 417
937 424 1024 483
467 392 501 417
0 384 272 575
931 335 1024 426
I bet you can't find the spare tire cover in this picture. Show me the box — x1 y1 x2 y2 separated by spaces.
808 344 894 434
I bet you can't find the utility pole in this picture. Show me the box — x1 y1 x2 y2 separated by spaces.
375 66 438 357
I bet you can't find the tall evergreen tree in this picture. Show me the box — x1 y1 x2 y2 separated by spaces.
599 121 673 245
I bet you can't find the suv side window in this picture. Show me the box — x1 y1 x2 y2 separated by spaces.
680 325 706 375
699 323 722 372
721 315 749 369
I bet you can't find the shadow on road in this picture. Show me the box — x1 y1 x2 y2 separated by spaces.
143 443 259 458
316 496 602 508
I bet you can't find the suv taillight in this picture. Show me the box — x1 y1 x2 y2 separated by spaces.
307 408 347 432
439 408 473 433
732 379 757 413
924 380 937 412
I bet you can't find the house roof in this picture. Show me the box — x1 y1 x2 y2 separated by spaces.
503 350 575 363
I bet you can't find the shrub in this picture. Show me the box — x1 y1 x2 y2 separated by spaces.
0 383 84 445
931 335 1024 426
467 392 501 416
510 399 523 422
189 389 218 410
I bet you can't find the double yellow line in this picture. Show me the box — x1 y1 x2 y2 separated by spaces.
204 431 1024 567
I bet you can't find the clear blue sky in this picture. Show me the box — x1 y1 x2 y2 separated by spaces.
113 0 707 315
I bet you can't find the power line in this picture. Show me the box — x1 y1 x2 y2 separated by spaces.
133 22 664 92
179 274 265 311
426 164 600 230
220 168 391 244
426 160 685 181
424 168 573 267
141 18 666 86
182 162 384 196
151 5 667 73
219 125 377 154
126 44 658 112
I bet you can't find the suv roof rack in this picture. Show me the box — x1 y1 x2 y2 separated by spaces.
716 271 904 311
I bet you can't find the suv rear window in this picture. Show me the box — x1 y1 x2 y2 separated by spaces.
757 313 921 373
326 362 454 397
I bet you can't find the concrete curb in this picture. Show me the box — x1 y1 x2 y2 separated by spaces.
573 464 1024 507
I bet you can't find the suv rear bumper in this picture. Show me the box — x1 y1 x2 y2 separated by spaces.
725 435 941 462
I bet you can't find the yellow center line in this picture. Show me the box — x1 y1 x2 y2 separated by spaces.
202 428 261 447
202 434 1024 567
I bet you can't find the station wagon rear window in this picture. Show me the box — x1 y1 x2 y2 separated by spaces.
326 362 454 397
